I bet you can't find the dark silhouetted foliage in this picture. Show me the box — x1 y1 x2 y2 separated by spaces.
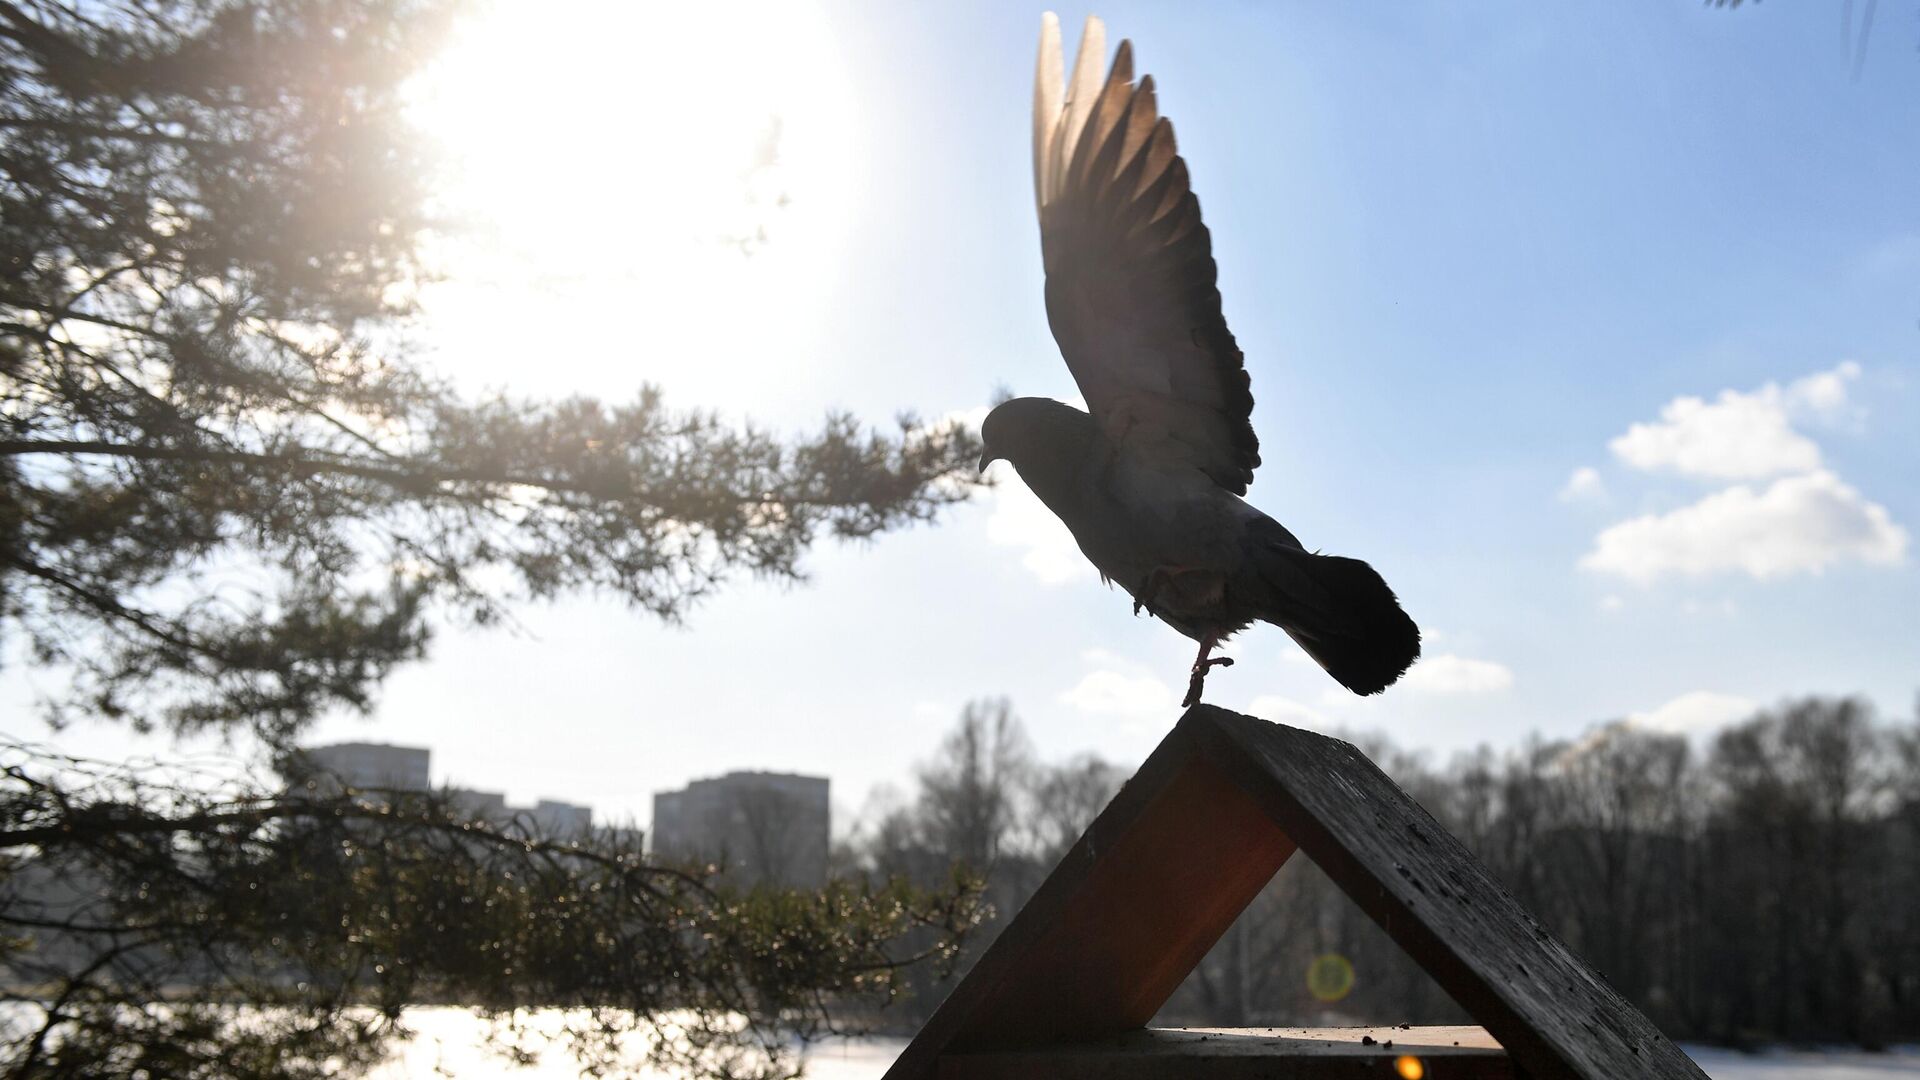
0 0 983 747
0 1 985 1075
860 696 1919 1047
1 744 982 1077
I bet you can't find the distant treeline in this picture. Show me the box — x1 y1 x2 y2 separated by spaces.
842 695 1920 1047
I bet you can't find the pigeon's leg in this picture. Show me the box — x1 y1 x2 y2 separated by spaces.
1181 631 1235 709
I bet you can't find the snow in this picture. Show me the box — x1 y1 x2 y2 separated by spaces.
368 1011 1920 1080
1684 1045 1920 1080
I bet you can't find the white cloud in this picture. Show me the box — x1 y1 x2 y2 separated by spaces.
1316 686 1354 709
1248 694 1330 730
1606 362 1859 480
1580 470 1907 583
1400 654 1515 695
1785 360 1861 417
985 465 1088 586
1057 649 1177 719
1558 466 1607 503
1629 690 1757 735
977 395 1100 585
943 404 992 431
1598 594 1626 613
1608 390 1820 479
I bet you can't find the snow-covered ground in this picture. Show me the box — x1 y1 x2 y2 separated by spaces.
1684 1045 1920 1080
369 1009 1920 1080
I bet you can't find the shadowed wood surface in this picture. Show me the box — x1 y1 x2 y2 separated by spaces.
956 758 1295 1044
883 706 1707 1080
881 731 1299 1080
939 1026 1511 1080
1185 707 1707 1080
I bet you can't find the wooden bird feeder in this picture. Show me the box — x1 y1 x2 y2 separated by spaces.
882 705 1708 1080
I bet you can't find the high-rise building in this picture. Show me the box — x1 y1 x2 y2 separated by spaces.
298 742 430 792
445 786 508 821
297 742 599 840
651 771 829 887
529 799 593 836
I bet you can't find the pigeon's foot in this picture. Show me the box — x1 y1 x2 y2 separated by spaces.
1181 656 1234 708
1180 632 1234 708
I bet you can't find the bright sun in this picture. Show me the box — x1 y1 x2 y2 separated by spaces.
405 1 862 404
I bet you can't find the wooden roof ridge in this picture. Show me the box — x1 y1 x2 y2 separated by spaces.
880 704 1707 1080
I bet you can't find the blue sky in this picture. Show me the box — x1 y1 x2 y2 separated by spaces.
12 2 1918 828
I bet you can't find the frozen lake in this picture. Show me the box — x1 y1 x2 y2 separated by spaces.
372 1009 1920 1080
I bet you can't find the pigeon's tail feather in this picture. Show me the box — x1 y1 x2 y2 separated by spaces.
1251 541 1420 696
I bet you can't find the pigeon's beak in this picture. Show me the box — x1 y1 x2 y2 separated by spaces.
978 449 1000 475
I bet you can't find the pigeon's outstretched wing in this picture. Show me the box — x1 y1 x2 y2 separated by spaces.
1033 13 1260 495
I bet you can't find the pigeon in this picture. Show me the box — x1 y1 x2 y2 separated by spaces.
979 13 1420 709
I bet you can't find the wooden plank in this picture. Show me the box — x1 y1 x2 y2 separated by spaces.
954 756 1295 1045
1189 706 1707 1080
881 747 1298 1080
940 1026 1512 1080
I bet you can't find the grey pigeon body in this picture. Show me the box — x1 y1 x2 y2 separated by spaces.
979 15 1420 700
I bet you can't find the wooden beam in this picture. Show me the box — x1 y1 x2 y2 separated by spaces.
939 1026 1512 1080
953 757 1295 1045
1188 708 1704 1080
882 746 1298 1080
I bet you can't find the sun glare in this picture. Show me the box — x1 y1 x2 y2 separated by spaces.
406 1 862 403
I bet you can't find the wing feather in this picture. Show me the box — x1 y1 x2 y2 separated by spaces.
1031 16 1259 493
1031 13 1063 209
1058 16 1107 203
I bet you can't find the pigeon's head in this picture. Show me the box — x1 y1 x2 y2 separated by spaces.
979 397 1097 480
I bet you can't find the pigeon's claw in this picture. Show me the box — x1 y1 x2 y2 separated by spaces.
1182 657 1235 708
1180 633 1233 708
